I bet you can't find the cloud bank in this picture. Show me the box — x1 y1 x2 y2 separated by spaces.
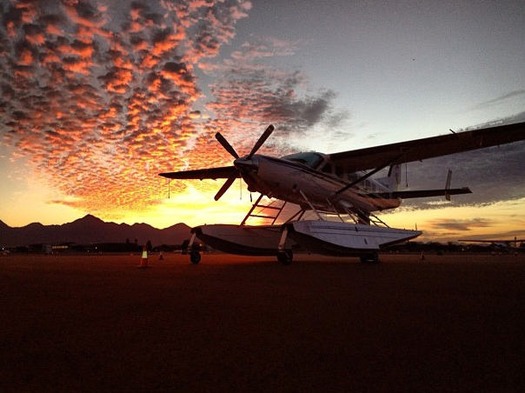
395 113 525 210
0 0 343 218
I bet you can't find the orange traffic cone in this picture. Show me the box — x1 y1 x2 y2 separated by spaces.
138 246 149 268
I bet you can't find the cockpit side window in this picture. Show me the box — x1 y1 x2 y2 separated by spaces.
319 163 346 180
321 163 333 174
282 152 325 169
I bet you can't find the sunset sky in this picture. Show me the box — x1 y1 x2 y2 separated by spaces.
1 0 524 241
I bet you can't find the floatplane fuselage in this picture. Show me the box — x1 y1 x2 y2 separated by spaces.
234 152 402 216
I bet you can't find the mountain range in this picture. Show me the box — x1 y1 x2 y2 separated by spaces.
0 215 191 247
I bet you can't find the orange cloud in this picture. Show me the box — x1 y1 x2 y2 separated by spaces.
17 48 34 66
2 0 336 223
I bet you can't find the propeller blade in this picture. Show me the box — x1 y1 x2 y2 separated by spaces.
215 132 239 159
214 175 237 201
247 124 274 158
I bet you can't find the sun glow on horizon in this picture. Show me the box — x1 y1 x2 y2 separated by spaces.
2 176 524 244
379 197 525 242
112 182 257 229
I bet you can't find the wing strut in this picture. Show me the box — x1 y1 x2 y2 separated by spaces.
445 169 452 201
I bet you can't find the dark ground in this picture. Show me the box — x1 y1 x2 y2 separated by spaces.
1 253 524 392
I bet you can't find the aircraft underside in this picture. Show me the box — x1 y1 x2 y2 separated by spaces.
187 220 421 265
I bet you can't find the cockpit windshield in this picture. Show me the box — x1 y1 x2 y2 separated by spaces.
281 152 324 169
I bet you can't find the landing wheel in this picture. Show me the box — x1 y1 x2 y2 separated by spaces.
190 250 201 264
277 250 293 265
360 252 379 264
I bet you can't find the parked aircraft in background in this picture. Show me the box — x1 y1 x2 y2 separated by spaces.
459 237 525 253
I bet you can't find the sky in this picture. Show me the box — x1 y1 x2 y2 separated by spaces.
1 0 524 242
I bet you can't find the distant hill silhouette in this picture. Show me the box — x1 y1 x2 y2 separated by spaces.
0 214 191 247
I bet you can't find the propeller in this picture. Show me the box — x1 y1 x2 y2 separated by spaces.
247 124 274 159
214 174 237 201
215 132 239 159
213 124 274 201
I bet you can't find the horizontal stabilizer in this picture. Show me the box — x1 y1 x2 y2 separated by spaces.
371 187 472 199
159 166 238 180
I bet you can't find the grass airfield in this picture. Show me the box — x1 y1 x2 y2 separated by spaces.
1 253 524 392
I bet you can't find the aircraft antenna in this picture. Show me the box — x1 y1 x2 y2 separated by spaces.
239 178 242 200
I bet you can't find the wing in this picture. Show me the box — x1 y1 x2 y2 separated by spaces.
328 121 525 172
372 187 472 199
159 166 238 180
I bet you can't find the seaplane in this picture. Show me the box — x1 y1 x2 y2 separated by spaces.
160 121 525 264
